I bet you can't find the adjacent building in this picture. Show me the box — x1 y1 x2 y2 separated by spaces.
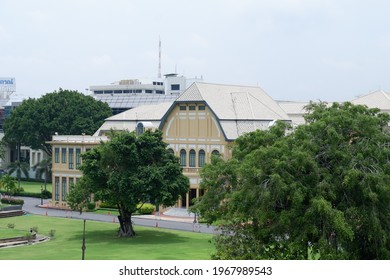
91 73 203 115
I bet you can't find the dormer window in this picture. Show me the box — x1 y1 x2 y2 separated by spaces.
136 122 145 135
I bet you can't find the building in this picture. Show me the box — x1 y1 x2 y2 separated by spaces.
48 135 108 208
50 82 290 208
91 74 203 115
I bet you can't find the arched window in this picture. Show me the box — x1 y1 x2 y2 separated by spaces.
198 150 205 167
180 149 187 167
211 150 220 158
189 149 196 167
136 122 144 135
167 148 174 155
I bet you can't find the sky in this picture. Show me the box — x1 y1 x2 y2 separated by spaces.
1 0 390 102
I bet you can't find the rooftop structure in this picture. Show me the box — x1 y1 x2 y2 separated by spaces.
91 74 203 115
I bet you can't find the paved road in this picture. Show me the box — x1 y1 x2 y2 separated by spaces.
18 196 217 234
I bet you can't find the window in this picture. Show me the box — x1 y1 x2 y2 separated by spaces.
199 105 206 111
94 90 103 94
69 148 74 169
189 106 196 111
55 177 60 201
145 90 153 93
76 148 81 168
212 150 220 158
180 149 186 167
179 106 186 111
171 84 180 91
167 148 174 155
136 123 144 135
114 90 122 94
69 178 74 193
61 177 67 201
54 148 59 163
156 90 164 94
61 148 66 164
104 90 113 94
189 150 196 167
198 150 205 167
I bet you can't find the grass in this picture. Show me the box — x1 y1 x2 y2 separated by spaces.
0 215 214 260
19 181 52 193
0 228 27 239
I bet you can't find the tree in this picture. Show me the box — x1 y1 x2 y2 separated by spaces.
33 158 52 190
0 174 17 196
193 102 390 260
7 160 29 191
66 177 90 215
3 89 112 156
71 130 190 237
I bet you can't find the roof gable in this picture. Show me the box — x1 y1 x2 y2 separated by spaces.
176 83 289 120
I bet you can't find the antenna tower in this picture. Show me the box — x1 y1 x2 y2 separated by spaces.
158 37 162 78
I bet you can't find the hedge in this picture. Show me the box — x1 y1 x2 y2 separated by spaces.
98 202 155 215
1 197 24 205
0 189 52 199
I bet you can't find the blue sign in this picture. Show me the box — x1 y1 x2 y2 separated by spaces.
0 78 15 85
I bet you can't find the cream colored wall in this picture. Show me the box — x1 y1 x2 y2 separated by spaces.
50 142 94 208
161 102 231 208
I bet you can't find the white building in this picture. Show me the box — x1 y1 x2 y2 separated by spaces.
91 74 203 115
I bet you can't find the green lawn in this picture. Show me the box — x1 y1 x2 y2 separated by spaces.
19 181 52 193
0 215 214 260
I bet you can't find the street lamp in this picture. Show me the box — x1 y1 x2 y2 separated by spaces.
81 219 86 260
40 186 43 206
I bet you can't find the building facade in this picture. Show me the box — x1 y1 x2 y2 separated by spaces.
50 82 290 209
48 135 108 208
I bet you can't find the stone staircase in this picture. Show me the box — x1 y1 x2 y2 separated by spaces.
0 210 25 218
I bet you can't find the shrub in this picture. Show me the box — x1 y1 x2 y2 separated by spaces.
7 223 15 229
1 198 24 205
87 202 96 211
49 229 56 238
99 201 117 209
137 203 155 215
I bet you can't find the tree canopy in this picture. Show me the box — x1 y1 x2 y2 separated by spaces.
70 130 190 237
3 89 112 156
193 102 390 260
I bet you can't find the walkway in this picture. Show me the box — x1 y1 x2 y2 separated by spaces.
18 196 216 234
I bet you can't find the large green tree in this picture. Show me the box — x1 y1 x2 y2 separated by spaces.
3 89 112 156
193 102 390 260
71 130 190 237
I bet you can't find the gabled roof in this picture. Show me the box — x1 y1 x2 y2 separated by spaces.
93 102 173 136
351 90 390 112
176 83 289 120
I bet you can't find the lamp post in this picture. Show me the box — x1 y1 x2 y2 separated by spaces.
40 186 43 206
81 219 86 260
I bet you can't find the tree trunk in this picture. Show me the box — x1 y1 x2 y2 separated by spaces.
117 210 136 237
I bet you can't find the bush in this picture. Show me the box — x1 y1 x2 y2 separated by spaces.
87 202 96 211
7 223 15 229
49 229 56 238
137 203 155 215
0 189 52 199
1 198 24 205
99 201 117 209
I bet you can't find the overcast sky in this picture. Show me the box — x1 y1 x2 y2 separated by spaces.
1 0 390 102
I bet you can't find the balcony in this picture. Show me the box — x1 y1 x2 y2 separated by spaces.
182 167 201 174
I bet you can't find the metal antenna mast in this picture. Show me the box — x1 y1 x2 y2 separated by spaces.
158 37 162 78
